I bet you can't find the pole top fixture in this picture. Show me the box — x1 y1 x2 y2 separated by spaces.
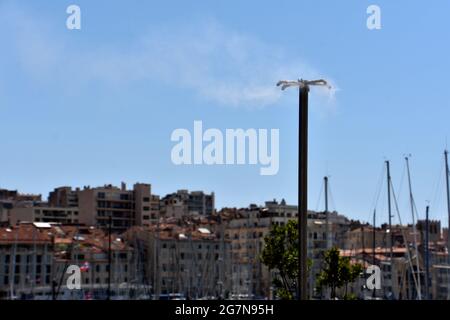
276 78 331 91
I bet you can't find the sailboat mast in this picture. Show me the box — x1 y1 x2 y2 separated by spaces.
445 150 450 264
108 214 112 300
373 209 376 266
425 205 430 300
372 209 376 298
386 161 394 266
324 176 331 249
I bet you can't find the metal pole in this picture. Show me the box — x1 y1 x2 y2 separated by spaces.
299 86 309 300
108 214 112 300
373 209 376 298
425 205 430 300
373 209 376 264
277 78 330 300
324 176 330 249
386 160 394 294
445 150 450 264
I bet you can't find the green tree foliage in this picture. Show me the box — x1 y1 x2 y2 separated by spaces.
316 247 363 299
261 220 302 300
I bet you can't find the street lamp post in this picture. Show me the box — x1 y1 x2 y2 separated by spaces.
277 79 330 300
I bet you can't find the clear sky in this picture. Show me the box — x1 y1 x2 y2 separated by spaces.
1 0 450 226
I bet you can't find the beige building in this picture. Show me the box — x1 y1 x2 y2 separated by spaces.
0 223 136 300
222 207 272 299
78 183 153 233
48 187 79 208
431 264 450 300
126 224 231 299
343 226 387 250
160 190 215 219
9 205 80 225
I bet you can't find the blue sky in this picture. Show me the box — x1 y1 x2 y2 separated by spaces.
1 0 450 226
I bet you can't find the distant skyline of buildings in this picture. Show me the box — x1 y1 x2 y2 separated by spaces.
1 182 449 229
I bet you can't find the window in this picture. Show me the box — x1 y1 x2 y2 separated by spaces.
143 197 150 202
98 192 105 199
143 206 150 211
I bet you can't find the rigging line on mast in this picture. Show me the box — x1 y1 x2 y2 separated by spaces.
396 161 407 211
405 156 422 299
372 162 386 209
315 179 324 212
389 179 421 299
368 163 385 224
429 156 445 218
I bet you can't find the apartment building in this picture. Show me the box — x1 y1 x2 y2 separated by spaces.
78 183 153 233
48 187 79 208
9 205 80 225
342 226 388 250
431 264 450 300
221 207 272 299
0 189 43 225
0 223 53 299
0 223 136 300
161 190 215 219
265 199 298 226
126 224 231 299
